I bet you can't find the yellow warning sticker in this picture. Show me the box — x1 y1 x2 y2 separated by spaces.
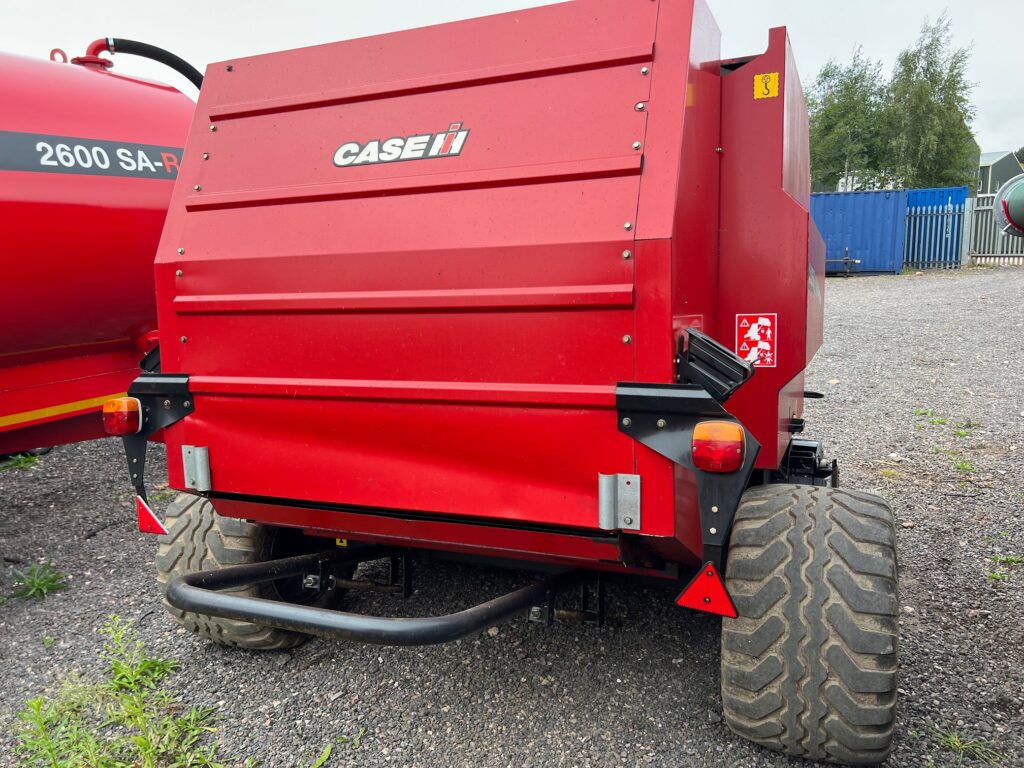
754 72 780 100
335 538 348 547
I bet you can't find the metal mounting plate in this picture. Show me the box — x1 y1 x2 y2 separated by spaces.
597 473 640 531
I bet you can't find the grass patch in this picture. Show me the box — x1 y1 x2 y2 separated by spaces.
150 487 177 503
16 615 258 768
914 407 933 417
953 457 976 473
12 560 68 599
931 725 1005 765
954 429 969 438
928 417 948 425
986 570 1009 582
993 554 1024 566
0 453 38 473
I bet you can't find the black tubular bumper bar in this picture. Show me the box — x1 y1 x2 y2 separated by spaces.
165 549 585 646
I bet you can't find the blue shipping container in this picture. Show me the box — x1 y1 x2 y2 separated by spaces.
810 190 908 274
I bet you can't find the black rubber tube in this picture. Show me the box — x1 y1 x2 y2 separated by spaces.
165 548 585 646
107 38 204 89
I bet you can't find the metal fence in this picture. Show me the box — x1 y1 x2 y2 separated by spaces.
969 194 1024 266
902 187 968 270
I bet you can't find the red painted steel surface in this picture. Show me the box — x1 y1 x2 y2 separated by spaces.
716 28 824 466
156 0 821 568
0 52 193 452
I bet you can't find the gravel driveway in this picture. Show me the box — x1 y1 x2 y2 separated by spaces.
2 267 1022 767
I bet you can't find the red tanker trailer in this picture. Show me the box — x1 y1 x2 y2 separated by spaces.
0 46 193 456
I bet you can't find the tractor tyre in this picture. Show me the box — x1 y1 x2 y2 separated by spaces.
721 484 898 765
155 494 352 650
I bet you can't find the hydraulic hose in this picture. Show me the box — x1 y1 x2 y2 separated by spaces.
85 38 203 89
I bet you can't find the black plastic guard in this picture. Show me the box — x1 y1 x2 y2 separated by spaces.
616 383 760 570
121 373 194 503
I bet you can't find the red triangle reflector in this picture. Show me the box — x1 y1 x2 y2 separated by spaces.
675 562 738 618
136 496 169 535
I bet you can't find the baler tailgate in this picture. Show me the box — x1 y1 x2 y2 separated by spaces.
158 0 663 532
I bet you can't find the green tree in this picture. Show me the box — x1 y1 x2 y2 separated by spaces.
808 48 888 192
808 13 979 191
885 13 979 189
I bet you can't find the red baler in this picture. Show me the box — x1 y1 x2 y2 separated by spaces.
107 2 899 763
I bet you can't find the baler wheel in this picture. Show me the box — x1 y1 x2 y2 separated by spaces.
155 494 352 650
721 485 898 765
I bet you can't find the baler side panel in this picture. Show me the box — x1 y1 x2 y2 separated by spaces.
716 27 820 468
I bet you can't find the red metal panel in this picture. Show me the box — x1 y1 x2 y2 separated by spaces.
715 28 820 468
157 0 667 536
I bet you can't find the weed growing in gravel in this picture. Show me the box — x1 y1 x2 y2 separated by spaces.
929 417 948 425
12 561 67 599
150 487 177 503
930 725 1005 765
986 570 1009 581
0 453 38 472
16 615 259 768
992 554 1024 566
953 457 976 473
914 407 933 417
41 636 54 650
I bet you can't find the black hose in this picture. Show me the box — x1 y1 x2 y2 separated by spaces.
104 38 204 89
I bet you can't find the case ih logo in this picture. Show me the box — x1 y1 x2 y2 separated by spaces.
333 122 470 167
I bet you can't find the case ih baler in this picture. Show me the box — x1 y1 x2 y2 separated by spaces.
101 1 901 763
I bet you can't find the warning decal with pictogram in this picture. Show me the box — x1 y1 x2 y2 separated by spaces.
736 313 777 368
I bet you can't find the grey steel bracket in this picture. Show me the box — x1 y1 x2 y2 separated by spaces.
598 473 640 531
182 445 211 491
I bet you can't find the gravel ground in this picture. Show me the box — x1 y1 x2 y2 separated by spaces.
1 266 1022 767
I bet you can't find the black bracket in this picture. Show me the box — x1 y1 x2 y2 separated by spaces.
676 328 754 404
121 373 194 504
528 574 605 627
616 383 760 571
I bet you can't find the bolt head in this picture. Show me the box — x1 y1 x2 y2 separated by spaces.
162 399 171 408
210 124 217 132
622 334 632 344
709 527 717 535
635 101 646 112
180 336 188 343
621 417 632 427
656 418 667 429
632 141 642 150
624 222 633 231
623 517 633 526
641 66 650 75
177 247 185 255
183 401 191 408
622 250 632 259
175 269 183 277
194 184 202 191
711 505 719 513
202 152 210 160
226 64 234 72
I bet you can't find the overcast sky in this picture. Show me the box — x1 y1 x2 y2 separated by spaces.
1 0 1019 151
